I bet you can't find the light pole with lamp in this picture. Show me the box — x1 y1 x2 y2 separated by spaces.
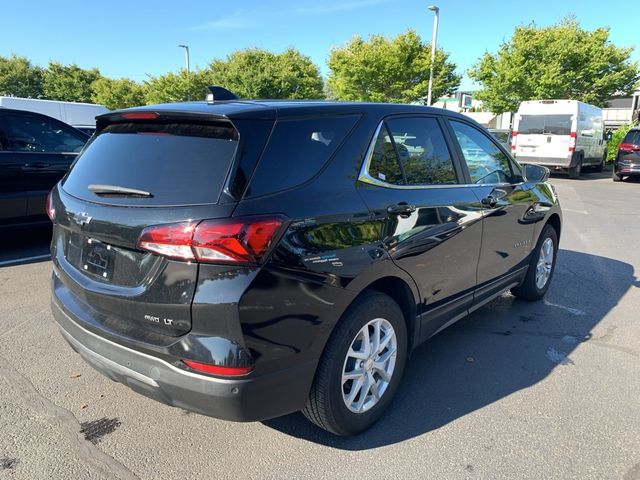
426 5 439 106
177 44 191 100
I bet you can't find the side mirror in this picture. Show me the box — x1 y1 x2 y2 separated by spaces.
523 163 550 183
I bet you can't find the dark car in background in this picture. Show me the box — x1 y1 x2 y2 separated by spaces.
0 107 88 229
613 126 640 182
49 95 562 435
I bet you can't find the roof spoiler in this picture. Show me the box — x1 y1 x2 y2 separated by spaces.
205 86 239 104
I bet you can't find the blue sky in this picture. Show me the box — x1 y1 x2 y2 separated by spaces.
0 0 637 90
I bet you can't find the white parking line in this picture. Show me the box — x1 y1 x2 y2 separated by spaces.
0 254 51 267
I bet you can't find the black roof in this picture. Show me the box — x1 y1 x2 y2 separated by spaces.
112 99 474 122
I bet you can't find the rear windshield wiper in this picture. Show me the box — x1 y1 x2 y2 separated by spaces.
88 184 153 197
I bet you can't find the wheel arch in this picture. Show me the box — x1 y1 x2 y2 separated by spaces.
545 213 562 241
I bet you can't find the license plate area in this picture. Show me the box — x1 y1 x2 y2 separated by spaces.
81 239 115 280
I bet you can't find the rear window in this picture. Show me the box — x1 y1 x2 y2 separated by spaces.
623 130 640 145
63 122 238 206
245 115 359 198
518 115 572 135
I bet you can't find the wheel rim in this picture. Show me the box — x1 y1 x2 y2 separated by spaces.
535 237 554 289
341 318 397 414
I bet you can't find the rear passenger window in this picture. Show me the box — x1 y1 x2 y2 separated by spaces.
246 115 359 197
365 117 457 186
3 114 86 153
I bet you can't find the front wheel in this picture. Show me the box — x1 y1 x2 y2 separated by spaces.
302 292 408 435
511 224 558 301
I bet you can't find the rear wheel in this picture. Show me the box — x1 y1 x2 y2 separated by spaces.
612 168 623 182
302 292 408 435
511 224 558 301
568 154 582 179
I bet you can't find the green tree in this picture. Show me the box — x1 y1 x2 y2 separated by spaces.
327 30 461 104
144 69 213 104
208 48 324 99
469 17 640 113
42 62 101 102
91 77 146 109
606 123 636 162
0 55 44 98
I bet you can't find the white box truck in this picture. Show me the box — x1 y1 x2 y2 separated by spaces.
0 97 109 135
512 100 607 179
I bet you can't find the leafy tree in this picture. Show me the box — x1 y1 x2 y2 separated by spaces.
469 17 640 113
0 55 44 98
42 62 101 102
606 123 636 162
91 77 146 109
208 48 324 99
144 69 213 104
327 30 461 104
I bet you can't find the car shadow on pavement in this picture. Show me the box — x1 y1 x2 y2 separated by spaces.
263 249 639 449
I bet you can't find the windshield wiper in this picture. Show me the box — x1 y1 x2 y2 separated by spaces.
88 184 153 197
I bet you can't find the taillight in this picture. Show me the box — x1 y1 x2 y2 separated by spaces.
511 131 518 153
137 216 284 265
569 132 577 153
46 190 55 221
618 143 640 152
182 359 253 377
121 112 158 120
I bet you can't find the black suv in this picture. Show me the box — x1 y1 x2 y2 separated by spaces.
613 126 640 182
49 96 561 435
0 108 89 229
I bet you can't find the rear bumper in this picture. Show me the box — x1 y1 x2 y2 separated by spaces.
615 163 640 175
51 296 316 422
517 156 572 168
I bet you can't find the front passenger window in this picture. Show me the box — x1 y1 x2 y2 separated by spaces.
449 120 516 185
4 115 86 153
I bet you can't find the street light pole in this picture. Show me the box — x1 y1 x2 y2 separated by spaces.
177 44 190 73
426 5 439 106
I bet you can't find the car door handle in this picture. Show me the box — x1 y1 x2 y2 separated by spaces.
22 162 50 169
387 202 416 217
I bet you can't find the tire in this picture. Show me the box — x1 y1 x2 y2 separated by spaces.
568 154 582 179
302 291 408 436
511 224 558 301
612 168 623 182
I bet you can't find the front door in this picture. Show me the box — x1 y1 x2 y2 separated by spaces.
357 115 484 341
447 119 538 302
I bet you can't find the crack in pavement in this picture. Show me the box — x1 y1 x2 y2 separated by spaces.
0 352 139 480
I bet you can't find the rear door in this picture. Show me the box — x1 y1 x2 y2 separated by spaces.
357 115 484 341
1 111 87 219
52 116 250 339
447 119 538 302
516 114 572 162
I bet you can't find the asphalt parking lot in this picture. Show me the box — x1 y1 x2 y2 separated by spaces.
1 170 639 480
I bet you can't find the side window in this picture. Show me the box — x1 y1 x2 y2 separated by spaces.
3 115 86 153
247 115 359 197
368 125 404 185
449 120 516 185
365 117 458 186
385 117 457 185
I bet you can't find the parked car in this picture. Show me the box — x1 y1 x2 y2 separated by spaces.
49 94 562 436
512 100 607 179
613 126 640 182
0 108 89 229
488 128 511 151
0 97 109 135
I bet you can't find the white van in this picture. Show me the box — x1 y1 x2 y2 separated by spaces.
0 97 109 135
512 100 607 178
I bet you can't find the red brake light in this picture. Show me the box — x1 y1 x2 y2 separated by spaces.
618 143 640 152
569 132 577 153
121 112 158 120
182 359 253 377
137 216 284 265
511 131 518 152
46 190 55 221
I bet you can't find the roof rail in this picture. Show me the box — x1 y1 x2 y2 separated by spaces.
205 86 239 104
